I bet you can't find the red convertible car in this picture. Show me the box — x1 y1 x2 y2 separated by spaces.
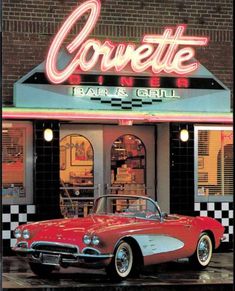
13 195 224 279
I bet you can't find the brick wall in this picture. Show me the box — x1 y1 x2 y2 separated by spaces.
2 0 233 105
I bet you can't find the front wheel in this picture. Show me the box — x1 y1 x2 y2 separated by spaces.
106 241 134 280
29 262 55 277
189 233 213 269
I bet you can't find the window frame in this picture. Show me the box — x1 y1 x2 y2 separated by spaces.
93 196 161 221
2 121 33 205
194 125 233 202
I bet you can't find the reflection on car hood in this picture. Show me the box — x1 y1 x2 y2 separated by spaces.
27 214 136 235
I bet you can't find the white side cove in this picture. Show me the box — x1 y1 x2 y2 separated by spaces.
132 235 184 256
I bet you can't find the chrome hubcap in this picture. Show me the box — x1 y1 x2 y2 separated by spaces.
198 238 210 262
116 247 130 273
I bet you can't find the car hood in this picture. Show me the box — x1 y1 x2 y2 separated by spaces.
24 215 136 242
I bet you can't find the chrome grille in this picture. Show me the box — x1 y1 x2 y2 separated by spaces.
32 242 78 254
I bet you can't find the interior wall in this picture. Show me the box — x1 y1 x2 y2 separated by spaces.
60 124 104 197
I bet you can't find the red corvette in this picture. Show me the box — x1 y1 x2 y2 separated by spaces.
13 195 224 279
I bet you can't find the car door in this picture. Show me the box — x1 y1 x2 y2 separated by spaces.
131 199 196 266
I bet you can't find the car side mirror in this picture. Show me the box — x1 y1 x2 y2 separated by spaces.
161 212 168 221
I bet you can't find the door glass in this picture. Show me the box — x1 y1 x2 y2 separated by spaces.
110 134 146 196
60 134 94 217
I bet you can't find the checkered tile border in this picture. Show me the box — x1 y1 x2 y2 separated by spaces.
194 202 233 243
2 202 233 250
2 204 36 249
91 97 162 109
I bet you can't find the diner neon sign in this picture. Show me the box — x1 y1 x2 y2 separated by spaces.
46 0 209 84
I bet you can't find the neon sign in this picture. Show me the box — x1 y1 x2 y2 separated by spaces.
45 0 208 84
72 86 180 100
23 72 224 90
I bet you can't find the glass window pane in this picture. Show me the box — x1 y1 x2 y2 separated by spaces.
60 134 94 217
60 135 94 187
2 121 33 204
94 196 160 220
110 134 146 196
196 127 233 199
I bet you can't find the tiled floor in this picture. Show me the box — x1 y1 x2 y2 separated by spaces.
2 252 233 290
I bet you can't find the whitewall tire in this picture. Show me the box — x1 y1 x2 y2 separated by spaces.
106 240 134 280
190 233 213 269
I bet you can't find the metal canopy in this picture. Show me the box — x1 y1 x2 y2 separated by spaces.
5 50 232 123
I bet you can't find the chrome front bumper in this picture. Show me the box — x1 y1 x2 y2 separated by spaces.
12 242 113 268
220 235 227 242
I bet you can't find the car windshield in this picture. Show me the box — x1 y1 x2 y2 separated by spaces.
93 196 161 220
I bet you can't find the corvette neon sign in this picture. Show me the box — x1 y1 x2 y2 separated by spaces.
46 0 209 84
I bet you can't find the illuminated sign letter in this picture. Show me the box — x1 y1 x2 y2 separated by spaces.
120 77 134 87
98 75 104 85
68 74 81 85
149 77 160 87
46 0 101 84
46 0 208 84
176 77 189 88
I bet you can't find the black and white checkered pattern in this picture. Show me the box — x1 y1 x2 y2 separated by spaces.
2 202 233 250
2 204 36 248
90 97 162 109
194 202 233 243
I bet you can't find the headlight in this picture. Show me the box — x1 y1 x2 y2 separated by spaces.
22 229 30 240
83 235 91 245
14 228 22 239
92 235 100 246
